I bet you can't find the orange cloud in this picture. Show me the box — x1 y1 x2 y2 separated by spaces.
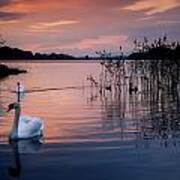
1 1 38 13
0 0 85 13
123 0 180 15
30 20 80 30
26 29 62 34
0 19 19 24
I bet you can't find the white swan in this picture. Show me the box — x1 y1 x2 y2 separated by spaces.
7 102 44 140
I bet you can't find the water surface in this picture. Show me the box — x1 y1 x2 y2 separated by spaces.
0 61 180 180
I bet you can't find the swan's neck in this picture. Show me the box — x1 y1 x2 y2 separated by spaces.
10 105 21 139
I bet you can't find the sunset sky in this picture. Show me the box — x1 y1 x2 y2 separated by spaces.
0 0 180 56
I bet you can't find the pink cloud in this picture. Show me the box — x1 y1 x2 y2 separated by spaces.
123 0 180 15
56 35 128 50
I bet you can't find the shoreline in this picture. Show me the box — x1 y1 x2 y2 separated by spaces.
0 60 102 63
0 64 27 78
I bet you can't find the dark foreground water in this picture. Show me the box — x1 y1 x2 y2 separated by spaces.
0 61 180 180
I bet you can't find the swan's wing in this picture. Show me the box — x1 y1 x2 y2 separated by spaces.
18 116 43 138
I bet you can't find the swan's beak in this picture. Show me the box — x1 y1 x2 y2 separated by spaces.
7 103 15 112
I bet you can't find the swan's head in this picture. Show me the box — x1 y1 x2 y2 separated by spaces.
7 103 20 112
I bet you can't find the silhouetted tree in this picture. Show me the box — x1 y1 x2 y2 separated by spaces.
0 34 5 47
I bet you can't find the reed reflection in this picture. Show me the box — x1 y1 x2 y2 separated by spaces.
88 82 180 148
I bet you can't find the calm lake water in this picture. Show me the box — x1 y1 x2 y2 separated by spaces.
0 61 180 180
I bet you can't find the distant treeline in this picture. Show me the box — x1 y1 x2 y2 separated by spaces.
0 46 76 60
128 36 180 60
0 36 180 61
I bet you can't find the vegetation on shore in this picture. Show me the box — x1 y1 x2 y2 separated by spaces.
87 36 180 101
128 36 180 93
0 64 27 78
128 36 180 60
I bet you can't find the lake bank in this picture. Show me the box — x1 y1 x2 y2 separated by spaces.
0 64 27 79
0 60 100 63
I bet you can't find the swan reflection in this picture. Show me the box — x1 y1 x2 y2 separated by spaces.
16 91 25 102
8 138 43 178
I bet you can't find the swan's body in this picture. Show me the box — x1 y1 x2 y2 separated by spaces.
18 116 43 139
10 115 43 140
8 102 43 140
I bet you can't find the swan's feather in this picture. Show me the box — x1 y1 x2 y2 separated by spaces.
18 116 43 139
